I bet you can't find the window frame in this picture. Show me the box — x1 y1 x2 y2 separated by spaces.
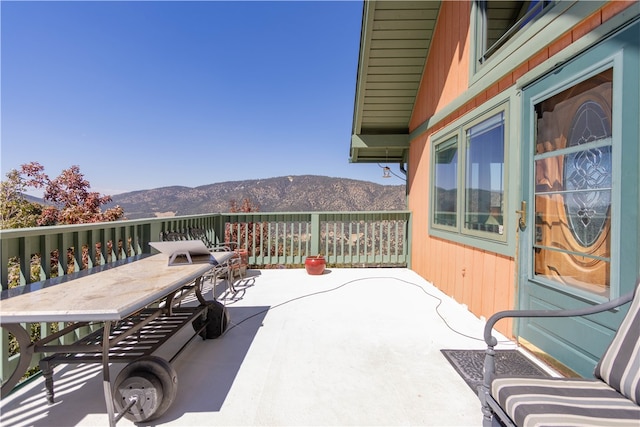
523 54 625 302
432 133 459 231
475 1 556 66
469 1 607 83
429 102 513 255
462 110 507 239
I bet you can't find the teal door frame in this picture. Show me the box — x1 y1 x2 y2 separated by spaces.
517 19 639 377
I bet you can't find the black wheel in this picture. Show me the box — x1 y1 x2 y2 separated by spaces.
192 300 230 339
113 356 177 422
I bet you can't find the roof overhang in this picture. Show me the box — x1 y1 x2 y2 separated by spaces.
350 134 409 163
350 0 441 164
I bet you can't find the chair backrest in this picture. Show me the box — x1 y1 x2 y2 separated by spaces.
189 228 214 248
594 279 640 404
161 231 188 242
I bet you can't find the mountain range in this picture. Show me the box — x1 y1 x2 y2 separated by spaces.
106 175 407 219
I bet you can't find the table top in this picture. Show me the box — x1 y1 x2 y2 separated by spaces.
0 253 231 324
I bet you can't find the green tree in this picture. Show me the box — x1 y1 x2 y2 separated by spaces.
0 162 124 229
2 163 126 370
0 166 45 228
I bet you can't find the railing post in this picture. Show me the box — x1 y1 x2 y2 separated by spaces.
214 214 226 246
147 221 163 253
310 213 321 256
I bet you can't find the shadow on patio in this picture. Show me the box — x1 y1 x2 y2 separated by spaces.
1 268 521 426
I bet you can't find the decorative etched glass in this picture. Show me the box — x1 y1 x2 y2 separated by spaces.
532 68 613 295
564 101 612 247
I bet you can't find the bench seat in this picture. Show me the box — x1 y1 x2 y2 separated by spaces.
480 279 640 427
491 376 640 426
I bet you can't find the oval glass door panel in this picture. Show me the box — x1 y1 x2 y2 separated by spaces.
532 69 612 297
564 101 612 247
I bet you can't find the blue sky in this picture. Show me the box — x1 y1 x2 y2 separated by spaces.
2 0 403 197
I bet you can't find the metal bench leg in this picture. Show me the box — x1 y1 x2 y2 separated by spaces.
479 347 496 427
39 358 56 404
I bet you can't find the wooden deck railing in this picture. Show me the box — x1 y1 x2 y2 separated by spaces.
0 210 411 390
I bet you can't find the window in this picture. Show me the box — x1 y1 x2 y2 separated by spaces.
433 137 458 228
532 69 613 296
465 112 505 235
431 108 507 243
476 1 554 65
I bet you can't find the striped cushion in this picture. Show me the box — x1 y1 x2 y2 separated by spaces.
594 280 640 404
491 377 640 427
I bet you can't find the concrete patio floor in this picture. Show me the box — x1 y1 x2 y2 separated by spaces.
1 267 535 426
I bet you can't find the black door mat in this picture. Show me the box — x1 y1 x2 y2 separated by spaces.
440 349 552 393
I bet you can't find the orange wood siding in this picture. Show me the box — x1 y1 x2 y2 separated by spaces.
407 0 515 337
405 0 634 338
407 133 515 337
410 1 471 130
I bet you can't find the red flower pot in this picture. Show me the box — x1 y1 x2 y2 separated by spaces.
305 255 326 275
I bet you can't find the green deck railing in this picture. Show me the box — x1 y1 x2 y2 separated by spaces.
0 210 411 391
